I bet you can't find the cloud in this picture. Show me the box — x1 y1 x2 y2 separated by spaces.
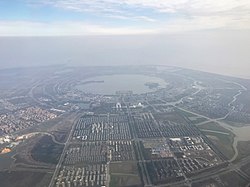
2 13 249 37
0 21 158 36
26 0 250 30
1 0 249 36
28 0 250 15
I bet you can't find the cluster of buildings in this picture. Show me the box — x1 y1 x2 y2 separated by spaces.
142 136 222 185
0 99 17 111
72 115 131 142
0 133 36 154
17 107 57 122
0 107 57 135
179 89 233 119
55 165 108 187
64 142 107 165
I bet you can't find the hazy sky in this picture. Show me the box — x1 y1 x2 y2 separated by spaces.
1 0 250 35
0 0 250 78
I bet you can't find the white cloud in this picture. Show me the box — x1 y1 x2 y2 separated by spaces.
0 21 158 36
29 0 250 15
2 14 249 37
26 0 250 30
2 0 250 36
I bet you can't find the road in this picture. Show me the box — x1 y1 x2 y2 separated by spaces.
19 132 65 145
145 76 250 186
125 101 153 187
156 154 250 187
154 76 248 163
47 76 248 187
48 112 81 187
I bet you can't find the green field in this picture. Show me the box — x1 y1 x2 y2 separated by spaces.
235 140 250 162
192 171 249 187
0 150 16 170
0 171 51 187
110 161 142 187
110 175 142 187
198 122 232 134
219 171 249 187
175 108 208 124
154 110 190 125
221 119 249 127
198 122 235 160
175 107 197 117
31 135 64 164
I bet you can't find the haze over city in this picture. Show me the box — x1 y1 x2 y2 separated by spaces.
0 0 250 78
1 1 250 187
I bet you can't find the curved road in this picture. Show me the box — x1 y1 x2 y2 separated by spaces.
22 132 65 145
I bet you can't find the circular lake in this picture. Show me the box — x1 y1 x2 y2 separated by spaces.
76 74 167 95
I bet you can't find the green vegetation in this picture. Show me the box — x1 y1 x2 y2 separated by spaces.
175 108 197 118
0 171 51 187
175 108 208 124
154 111 189 125
13 112 73 136
221 119 248 127
235 140 250 162
188 117 208 124
199 122 235 160
192 170 249 187
240 161 250 176
31 135 64 164
192 178 220 187
219 171 249 187
0 150 16 170
110 161 139 175
110 161 142 187
236 90 250 113
204 132 235 160
110 175 142 187
198 122 232 134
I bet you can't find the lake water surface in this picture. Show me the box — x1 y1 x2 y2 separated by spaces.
76 74 167 95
